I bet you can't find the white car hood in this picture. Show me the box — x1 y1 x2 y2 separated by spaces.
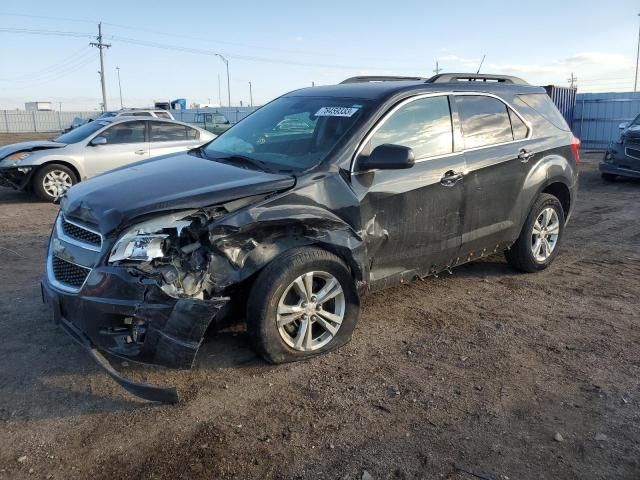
0 141 66 160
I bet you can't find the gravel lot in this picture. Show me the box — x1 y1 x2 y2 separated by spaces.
0 132 638 480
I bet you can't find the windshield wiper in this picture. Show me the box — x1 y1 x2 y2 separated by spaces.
211 153 273 173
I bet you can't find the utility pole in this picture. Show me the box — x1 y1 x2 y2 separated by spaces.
58 102 62 112
434 61 443 75
634 13 640 92
116 66 123 109
568 72 578 89
215 54 231 107
90 22 110 111
249 81 253 107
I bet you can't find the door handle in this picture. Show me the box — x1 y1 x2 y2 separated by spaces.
518 148 534 163
440 170 464 187
134 149 146 155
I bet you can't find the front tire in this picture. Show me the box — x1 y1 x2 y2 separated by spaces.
32 164 77 202
505 193 565 273
247 247 360 364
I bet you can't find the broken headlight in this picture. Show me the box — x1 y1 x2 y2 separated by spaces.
109 210 196 263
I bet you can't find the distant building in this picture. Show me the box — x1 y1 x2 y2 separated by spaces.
25 101 53 112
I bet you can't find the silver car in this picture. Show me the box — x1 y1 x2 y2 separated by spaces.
0 117 215 201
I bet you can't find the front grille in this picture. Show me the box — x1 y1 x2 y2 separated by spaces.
51 256 91 288
625 147 640 160
61 217 102 247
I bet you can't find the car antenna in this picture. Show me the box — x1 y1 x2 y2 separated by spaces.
476 54 486 74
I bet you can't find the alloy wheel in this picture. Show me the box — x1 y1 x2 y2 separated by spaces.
276 271 345 352
531 207 560 262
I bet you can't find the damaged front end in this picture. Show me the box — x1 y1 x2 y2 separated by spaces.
43 192 366 403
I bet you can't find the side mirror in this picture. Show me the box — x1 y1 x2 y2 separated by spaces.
90 136 107 146
619 122 629 130
357 144 415 171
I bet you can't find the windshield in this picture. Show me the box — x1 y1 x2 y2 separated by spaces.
203 96 371 171
54 121 109 144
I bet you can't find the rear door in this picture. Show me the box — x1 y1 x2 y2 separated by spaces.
454 94 532 257
351 94 467 286
82 120 149 176
149 121 202 157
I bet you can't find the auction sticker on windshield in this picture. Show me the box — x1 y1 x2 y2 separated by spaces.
315 106 360 117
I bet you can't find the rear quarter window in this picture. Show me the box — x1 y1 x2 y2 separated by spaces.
514 94 571 132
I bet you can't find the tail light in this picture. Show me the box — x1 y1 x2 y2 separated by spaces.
570 136 581 164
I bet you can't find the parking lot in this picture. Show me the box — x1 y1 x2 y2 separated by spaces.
0 132 638 479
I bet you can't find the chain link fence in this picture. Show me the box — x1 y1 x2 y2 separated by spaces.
0 107 259 133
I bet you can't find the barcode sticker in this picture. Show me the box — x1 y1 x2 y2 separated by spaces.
315 106 359 117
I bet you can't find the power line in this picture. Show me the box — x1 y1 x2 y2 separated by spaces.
0 46 92 81
0 26 424 72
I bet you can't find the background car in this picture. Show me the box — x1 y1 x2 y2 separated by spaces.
0 117 214 201
600 113 640 180
97 109 175 120
191 112 232 134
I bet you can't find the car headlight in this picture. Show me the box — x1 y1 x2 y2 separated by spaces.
109 210 197 263
4 151 31 165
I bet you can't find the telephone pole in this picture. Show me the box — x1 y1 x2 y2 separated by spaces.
434 61 443 75
248 81 253 107
90 22 111 111
568 72 578 89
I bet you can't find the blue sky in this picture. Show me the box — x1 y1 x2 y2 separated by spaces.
0 0 639 111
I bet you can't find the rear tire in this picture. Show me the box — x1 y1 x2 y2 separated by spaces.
505 193 565 273
32 163 77 202
247 247 360 364
601 173 617 182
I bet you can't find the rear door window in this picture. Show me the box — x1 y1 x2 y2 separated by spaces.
368 95 453 160
100 121 146 144
456 96 513 149
150 122 190 142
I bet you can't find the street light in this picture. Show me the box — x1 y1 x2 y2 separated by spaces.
634 13 640 92
216 54 231 108
116 66 123 109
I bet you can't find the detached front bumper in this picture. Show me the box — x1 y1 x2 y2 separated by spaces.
41 266 229 403
0 166 35 189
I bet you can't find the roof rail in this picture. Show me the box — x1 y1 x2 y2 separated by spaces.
340 75 426 84
426 73 529 85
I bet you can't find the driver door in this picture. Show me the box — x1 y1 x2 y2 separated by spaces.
83 120 149 177
351 95 466 287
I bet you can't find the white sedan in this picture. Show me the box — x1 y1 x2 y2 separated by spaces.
0 117 216 201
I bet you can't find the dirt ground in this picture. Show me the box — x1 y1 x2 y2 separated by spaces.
0 132 638 480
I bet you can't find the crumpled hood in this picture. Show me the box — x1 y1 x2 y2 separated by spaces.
0 140 66 160
623 125 640 142
61 152 296 234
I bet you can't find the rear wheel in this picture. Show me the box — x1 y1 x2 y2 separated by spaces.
505 193 565 273
32 164 77 202
601 173 617 182
247 247 360 364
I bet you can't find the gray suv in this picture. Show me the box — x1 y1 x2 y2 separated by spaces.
0 117 214 201
42 73 580 402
